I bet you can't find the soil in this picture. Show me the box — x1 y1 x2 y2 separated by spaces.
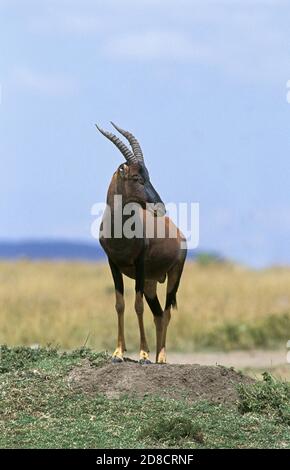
68 359 254 404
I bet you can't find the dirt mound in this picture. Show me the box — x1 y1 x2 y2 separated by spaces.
68 359 254 404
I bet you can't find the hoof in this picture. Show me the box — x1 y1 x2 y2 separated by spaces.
139 359 152 365
111 356 124 364
156 357 167 364
156 348 167 364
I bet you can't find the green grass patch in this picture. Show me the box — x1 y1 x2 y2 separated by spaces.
0 347 289 449
0 345 109 374
238 372 290 424
142 415 205 445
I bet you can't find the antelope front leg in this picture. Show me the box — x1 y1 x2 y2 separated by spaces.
109 258 126 363
135 292 151 363
156 308 171 364
135 253 151 364
113 291 126 362
154 315 164 363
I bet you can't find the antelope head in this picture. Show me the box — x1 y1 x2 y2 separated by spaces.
96 122 166 215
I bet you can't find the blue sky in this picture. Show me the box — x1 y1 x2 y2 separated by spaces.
0 0 290 267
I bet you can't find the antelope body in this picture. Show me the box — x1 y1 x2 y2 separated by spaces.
96 122 187 363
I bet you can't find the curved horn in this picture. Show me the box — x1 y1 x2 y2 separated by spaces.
95 124 137 164
110 122 144 162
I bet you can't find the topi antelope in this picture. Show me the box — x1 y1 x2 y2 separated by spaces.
96 122 187 364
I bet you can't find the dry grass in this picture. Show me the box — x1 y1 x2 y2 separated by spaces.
0 260 290 352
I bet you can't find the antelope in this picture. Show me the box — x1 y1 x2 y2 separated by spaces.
96 122 187 364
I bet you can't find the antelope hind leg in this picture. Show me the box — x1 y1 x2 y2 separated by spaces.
144 280 164 363
156 258 186 364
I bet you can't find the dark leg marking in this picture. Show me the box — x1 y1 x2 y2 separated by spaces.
134 252 145 294
145 295 163 317
108 258 124 295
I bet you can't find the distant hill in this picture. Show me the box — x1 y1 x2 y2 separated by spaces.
0 240 223 263
0 240 105 261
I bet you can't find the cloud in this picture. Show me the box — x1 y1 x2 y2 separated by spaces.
12 66 78 96
28 15 101 35
100 5 290 83
104 31 210 62
3 0 290 83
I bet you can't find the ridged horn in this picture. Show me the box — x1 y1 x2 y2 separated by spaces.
95 124 137 164
110 122 144 162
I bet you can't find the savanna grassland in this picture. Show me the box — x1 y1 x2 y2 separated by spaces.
0 260 290 352
1 261 290 449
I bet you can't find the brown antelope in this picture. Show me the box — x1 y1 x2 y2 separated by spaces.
96 122 187 364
